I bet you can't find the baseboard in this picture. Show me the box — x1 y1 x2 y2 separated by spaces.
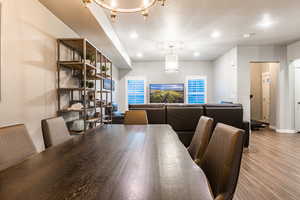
276 129 298 134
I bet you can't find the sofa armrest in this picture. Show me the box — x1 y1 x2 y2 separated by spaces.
242 121 250 148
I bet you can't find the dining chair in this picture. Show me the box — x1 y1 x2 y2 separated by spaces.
41 117 72 148
199 123 244 200
0 124 37 171
187 116 213 164
124 110 148 125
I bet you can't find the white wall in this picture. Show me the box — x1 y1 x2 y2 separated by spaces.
213 47 238 103
111 64 120 105
237 45 291 131
0 0 79 151
287 40 300 131
212 45 292 131
118 61 213 112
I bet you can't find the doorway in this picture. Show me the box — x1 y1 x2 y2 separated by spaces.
294 60 300 132
250 62 280 131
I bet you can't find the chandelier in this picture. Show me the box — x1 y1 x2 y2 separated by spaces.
157 41 182 73
83 0 166 21
165 52 179 73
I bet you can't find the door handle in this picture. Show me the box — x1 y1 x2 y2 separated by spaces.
298 102 300 104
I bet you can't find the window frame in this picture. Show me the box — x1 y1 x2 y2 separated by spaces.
185 76 207 104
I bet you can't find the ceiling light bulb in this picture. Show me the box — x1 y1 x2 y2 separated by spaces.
159 0 166 6
142 10 149 20
193 52 200 57
110 10 117 22
211 31 221 38
82 0 91 8
130 32 139 39
243 34 251 38
111 0 117 8
137 53 143 58
243 33 255 38
258 14 274 28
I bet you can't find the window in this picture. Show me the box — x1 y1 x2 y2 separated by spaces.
186 76 207 104
126 77 146 107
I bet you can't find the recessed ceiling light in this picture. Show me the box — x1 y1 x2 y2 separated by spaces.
193 52 200 57
130 31 139 39
243 33 256 38
257 14 274 28
137 53 143 58
211 31 221 38
111 0 117 8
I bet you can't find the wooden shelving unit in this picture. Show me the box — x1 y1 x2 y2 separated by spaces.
57 38 113 133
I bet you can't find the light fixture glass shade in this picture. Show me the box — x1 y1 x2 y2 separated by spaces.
92 0 157 13
165 53 179 72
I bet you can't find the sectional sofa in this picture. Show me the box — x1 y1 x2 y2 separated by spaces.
128 104 250 148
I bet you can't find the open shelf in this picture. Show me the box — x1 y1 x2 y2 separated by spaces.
58 38 97 58
69 131 85 135
86 117 101 123
58 61 96 70
86 74 105 80
57 38 113 133
58 88 95 92
58 107 96 113
97 89 111 93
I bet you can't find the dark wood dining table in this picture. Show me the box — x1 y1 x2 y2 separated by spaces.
0 125 213 200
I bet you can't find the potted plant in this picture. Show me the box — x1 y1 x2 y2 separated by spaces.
101 65 109 75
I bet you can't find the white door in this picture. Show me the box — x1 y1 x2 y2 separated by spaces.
295 63 300 131
262 72 271 123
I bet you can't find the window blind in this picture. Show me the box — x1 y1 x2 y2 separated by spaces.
127 80 145 105
187 78 206 104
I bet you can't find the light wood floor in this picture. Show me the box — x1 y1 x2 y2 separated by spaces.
234 129 300 200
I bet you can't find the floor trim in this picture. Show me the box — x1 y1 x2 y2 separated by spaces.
276 129 298 134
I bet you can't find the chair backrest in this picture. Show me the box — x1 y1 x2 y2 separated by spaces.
0 124 37 171
200 123 244 200
188 116 213 163
41 117 72 148
129 104 166 124
124 110 148 125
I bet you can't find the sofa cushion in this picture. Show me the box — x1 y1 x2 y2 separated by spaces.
166 104 205 131
204 104 243 129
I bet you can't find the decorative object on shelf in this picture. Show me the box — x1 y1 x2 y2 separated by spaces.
82 0 166 21
86 54 96 65
69 120 85 132
81 81 94 88
67 103 84 111
101 65 109 73
103 79 115 91
86 69 94 76
96 99 106 107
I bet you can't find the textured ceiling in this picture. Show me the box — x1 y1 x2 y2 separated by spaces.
107 0 300 61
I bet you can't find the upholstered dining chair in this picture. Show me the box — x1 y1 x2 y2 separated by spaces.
187 116 213 164
199 123 244 200
124 110 148 125
0 124 37 171
41 117 72 148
